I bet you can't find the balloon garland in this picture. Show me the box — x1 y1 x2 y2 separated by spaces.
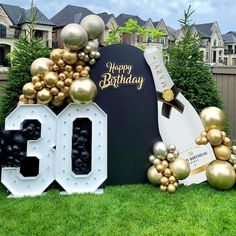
18 14 105 107
147 141 190 193
196 106 236 190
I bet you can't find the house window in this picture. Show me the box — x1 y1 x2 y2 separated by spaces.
213 40 217 46
146 34 152 43
0 24 6 38
160 37 166 46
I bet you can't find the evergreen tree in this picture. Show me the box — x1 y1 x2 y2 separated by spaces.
167 6 223 113
0 2 50 126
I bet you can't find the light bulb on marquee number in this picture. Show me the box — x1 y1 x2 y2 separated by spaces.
144 47 216 185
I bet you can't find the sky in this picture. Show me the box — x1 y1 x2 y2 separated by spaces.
1 0 235 33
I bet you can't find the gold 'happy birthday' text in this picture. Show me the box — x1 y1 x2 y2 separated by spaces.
99 62 145 90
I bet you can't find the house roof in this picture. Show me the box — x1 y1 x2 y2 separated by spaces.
51 5 93 27
116 13 146 27
222 32 236 43
194 23 214 38
0 3 54 27
0 3 24 26
167 26 176 41
98 12 115 24
18 7 54 26
153 21 160 28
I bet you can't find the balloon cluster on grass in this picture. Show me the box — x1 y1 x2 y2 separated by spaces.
18 15 105 107
147 141 190 193
196 106 236 190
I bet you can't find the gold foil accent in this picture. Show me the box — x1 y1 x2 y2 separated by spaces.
190 164 209 176
162 89 174 102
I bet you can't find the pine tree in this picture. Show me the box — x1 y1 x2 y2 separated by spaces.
167 6 223 113
0 2 50 126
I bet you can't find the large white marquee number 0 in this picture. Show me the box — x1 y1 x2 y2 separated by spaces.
1 103 107 197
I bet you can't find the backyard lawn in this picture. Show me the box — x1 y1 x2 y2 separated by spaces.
0 183 235 235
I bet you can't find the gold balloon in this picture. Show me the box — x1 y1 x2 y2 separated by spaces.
164 168 172 177
156 164 164 173
58 59 65 68
30 58 53 76
168 144 176 153
77 60 86 66
51 98 64 107
153 158 161 166
148 155 156 164
32 75 41 83
161 160 169 169
153 142 168 159
147 166 163 185
89 59 96 65
173 182 179 188
95 51 100 59
167 184 176 193
61 23 88 50
63 50 78 65
37 88 52 104
170 158 190 180
22 82 36 99
69 77 97 104
50 87 59 96
86 39 99 50
76 65 84 72
80 69 89 77
65 78 72 86
232 146 236 155
160 176 169 186
169 175 176 184
65 65 73 72
44 72 59 88
52 64 60 72
229 154 236 164
206 160 235 190
81 14 105 39
160 185 167 192
59 73 67 80
223 137 232 147
56 80 65 89
19 94 27 102
28 99 35 104
214 144 231 161
50 48 64 62
61 86 70 97
207 128 223 146
195 137 202 145
201 137 208 145
57 92 65 100
201 131 207 137
221 131 227 140
84 66 91 72
73 72 80 79
34 82 43 90
167 153 175 162
200 107 225 131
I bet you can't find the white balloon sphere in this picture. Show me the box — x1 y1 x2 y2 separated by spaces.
81 15 105 39
60 23 88 50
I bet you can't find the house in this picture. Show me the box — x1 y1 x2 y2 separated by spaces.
0 3 54 67
222 31 236 66
175 22 224 64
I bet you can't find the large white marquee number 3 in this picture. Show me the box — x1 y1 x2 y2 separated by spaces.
1 103 107 197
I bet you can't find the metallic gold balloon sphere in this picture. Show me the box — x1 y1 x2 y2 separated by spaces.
213 144 231 161
168 144 176 153
153 158 161 166
69 77 97 104
50 49 64 62
173 150 179 158
221 131 227 140
59 73 66 81
201 136 208 145
160 176 169 186
65 78 72 86
206 160 236 190
76 65 84 72
170 158 190 180
80 69 89 77
95 51 101 59
32 75 41 83
156 164 164 173
22 82 36 99
201 131 207 137
86 39 99 50
147 166 163 185
223 137 232 147
50 87 59 96
56 80 65 89
167 153 175 162
164 168 172 177
173 182 179 188
195 137 202 145
160 185 167 192
153 141 168 159
169 175 176 184
44 72 58 88
37 88 52 104
200 107 226 131
63 50 78 65
34 82 43 90
81 14 105 39
30 58 53 76
148 155 156 164
167 184 176 193
61 23 88 50
161 160 169 169
51 98 64 107
207 128 223 146
229 154 236 164
19 94 27 102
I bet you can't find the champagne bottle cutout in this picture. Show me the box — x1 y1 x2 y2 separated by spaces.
144 47 215 185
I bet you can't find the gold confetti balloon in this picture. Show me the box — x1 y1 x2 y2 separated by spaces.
206 160 235 190
30 58 53 76
69 77 97 104
60 23 88 50
170 158 190 180
81 14 105 39
200 107 225 131
213 144 231 161
147 166 163 185
37 88 52 104
22 82 36 99
63 50 78 65
207 128 223 146
50 49 64 62
44 72 59 88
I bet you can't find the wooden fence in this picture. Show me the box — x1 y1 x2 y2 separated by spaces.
211 67 236 144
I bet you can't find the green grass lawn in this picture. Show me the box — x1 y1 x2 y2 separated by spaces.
0 183 235 236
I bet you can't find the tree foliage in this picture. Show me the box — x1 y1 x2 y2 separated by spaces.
167 6 223 114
